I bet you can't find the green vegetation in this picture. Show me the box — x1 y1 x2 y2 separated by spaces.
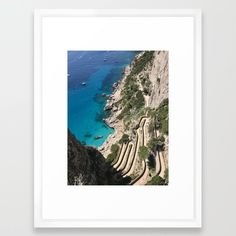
136 107 146 117
155 98 168 135
147 135 165 153
146 166 168 186
148 120 155 136
122 83 144 110
138 146 149 160
140 76 146 86
157 135 165 143
156 135 165 151
106 144 120 163
118 86 145 120
146 175 166 185
147 154 156 170
147 168 169 185
147 137 159 152
123 76 139 98
140 75 151 95
164 168 169 185
117 72 144 120
119 134 129 144
117 52 154 121
147 99 168 135
135 90 145 109
161 119 168 135
117 105 131 120
146 108 156 118
130 51 155 76
111 143 119 153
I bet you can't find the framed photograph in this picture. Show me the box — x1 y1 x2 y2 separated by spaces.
34 9 202 228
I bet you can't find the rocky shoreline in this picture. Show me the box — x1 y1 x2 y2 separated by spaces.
98 63 134 157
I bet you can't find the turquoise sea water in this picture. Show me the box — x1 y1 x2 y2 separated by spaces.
68 51 137 147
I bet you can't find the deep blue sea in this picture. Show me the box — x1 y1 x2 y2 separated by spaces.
68 51 137 147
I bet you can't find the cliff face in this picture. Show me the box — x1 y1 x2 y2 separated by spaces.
148 51 169 108
68 131 130 185
104 51 168 114
100 51 169 185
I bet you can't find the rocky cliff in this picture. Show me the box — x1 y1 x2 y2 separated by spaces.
101 51 169 148
147 51 169 108
68 130 130 185
100 51 169 185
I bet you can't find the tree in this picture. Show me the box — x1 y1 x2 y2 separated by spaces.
154 99 169 135
156 135 165 151
148 120 155 136
161 119 168 135
106 144 120 163
135 90 145 109
130 51 155 76
147 138 159 152
119 134 129 144
106 153 115 163
138 146 149 160
111 144 119 153
147 154 156 169
146 175 165 185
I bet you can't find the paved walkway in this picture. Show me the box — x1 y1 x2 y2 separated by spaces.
131 117 150 185
123 117 147 177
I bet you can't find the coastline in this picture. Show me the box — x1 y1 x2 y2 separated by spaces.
98 52 142 157
98 60 137 157
68 51 137 147
99 50 169 172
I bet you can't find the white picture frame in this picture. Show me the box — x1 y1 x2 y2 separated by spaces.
34 9 202 228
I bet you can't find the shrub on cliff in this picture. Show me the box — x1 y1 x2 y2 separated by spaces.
154 98 169 135
160 119 168 135
106 144 120 163
147 154 156 170
111 143 119 153
135 90 145 109
119 134 129 144
148 120 155 136
131 51 155 76
146 175 165 185
117 105 131 120
138 146 149 160
147 137 159 152
123 81 138 100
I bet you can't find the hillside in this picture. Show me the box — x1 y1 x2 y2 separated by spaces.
100 51 169 185
68 130 131 185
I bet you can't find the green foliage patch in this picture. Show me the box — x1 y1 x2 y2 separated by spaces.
119 134 129 144
147 137 159 152
138 146 149 160
146 169 169 185
130 51 155 76
146 175 165 185
106 144 120 163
